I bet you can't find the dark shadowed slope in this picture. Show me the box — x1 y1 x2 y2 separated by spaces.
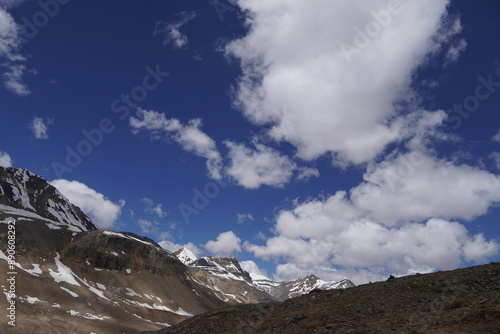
144 262 500 334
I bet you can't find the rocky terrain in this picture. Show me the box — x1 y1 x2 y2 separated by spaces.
143 262 500 334
0 167 352 333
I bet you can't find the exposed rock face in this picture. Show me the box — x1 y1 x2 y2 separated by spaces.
0 167 353 333
0 167 273 333
187 257 274 305
0 167 97 231
191 257 253 283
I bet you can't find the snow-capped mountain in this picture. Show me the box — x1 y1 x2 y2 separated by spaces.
175 252 354 302
186 256 273 304
0 167 354 333
173 247 197 265
0 167 270 333
249 272 281 295
0 167 97 232
268 274 355 301
248 271 354 301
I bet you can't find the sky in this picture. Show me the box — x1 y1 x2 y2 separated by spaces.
1 0 500 285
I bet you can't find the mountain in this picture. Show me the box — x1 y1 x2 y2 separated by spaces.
185 256 274 305
0 167 97 231
0 167 353 333
0 167 269 333
264 274 355 301
176 252 354 302
143 261 500 334
173 248 197 266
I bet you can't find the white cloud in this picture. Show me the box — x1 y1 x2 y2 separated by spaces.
225 0 461 166
130 108 222 179
159 240 202 258
244 150 500 284
0 151 12 167
141 198 168 218
31 117 53 140
296 167 320 182
490 152 500 170
2 61 30 96
463 233 499 263
224 141 296 189
240 260 268 278
0 7 20 56
351 153 500 224
137 218 171 240
246 217 499 285
154 11 197 49
492 129 500 142
49 179 125 228
236 213 254 224
445 39 467 63
204 231 242 257
0 7 31 96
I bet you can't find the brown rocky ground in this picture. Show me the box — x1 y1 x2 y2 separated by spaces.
144 262 500 334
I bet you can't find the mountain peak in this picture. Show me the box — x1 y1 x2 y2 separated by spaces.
0 166 98 232
173 248 197 265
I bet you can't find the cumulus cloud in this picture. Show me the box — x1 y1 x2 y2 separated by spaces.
159 240 202 257
351 152 500 224
246 216 499 285
225 141 296 189
243 151 500 284
31 117 53 139
240 260 268 278
130 108 222 179
141 198 168 218
225 0 462 166
0 151 12 167
204 231 242 257
50 179 125 228
154 11 197 49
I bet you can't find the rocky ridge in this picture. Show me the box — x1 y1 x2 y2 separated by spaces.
143 262 500 334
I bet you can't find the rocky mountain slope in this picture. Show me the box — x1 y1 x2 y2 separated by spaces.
0 167 271 333
0 167 352 333
0 167 97 231
143 262 500 334
176 249 354 302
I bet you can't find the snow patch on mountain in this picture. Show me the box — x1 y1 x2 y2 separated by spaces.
174 248 197 265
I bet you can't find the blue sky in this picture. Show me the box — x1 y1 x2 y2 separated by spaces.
1 0 500 284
